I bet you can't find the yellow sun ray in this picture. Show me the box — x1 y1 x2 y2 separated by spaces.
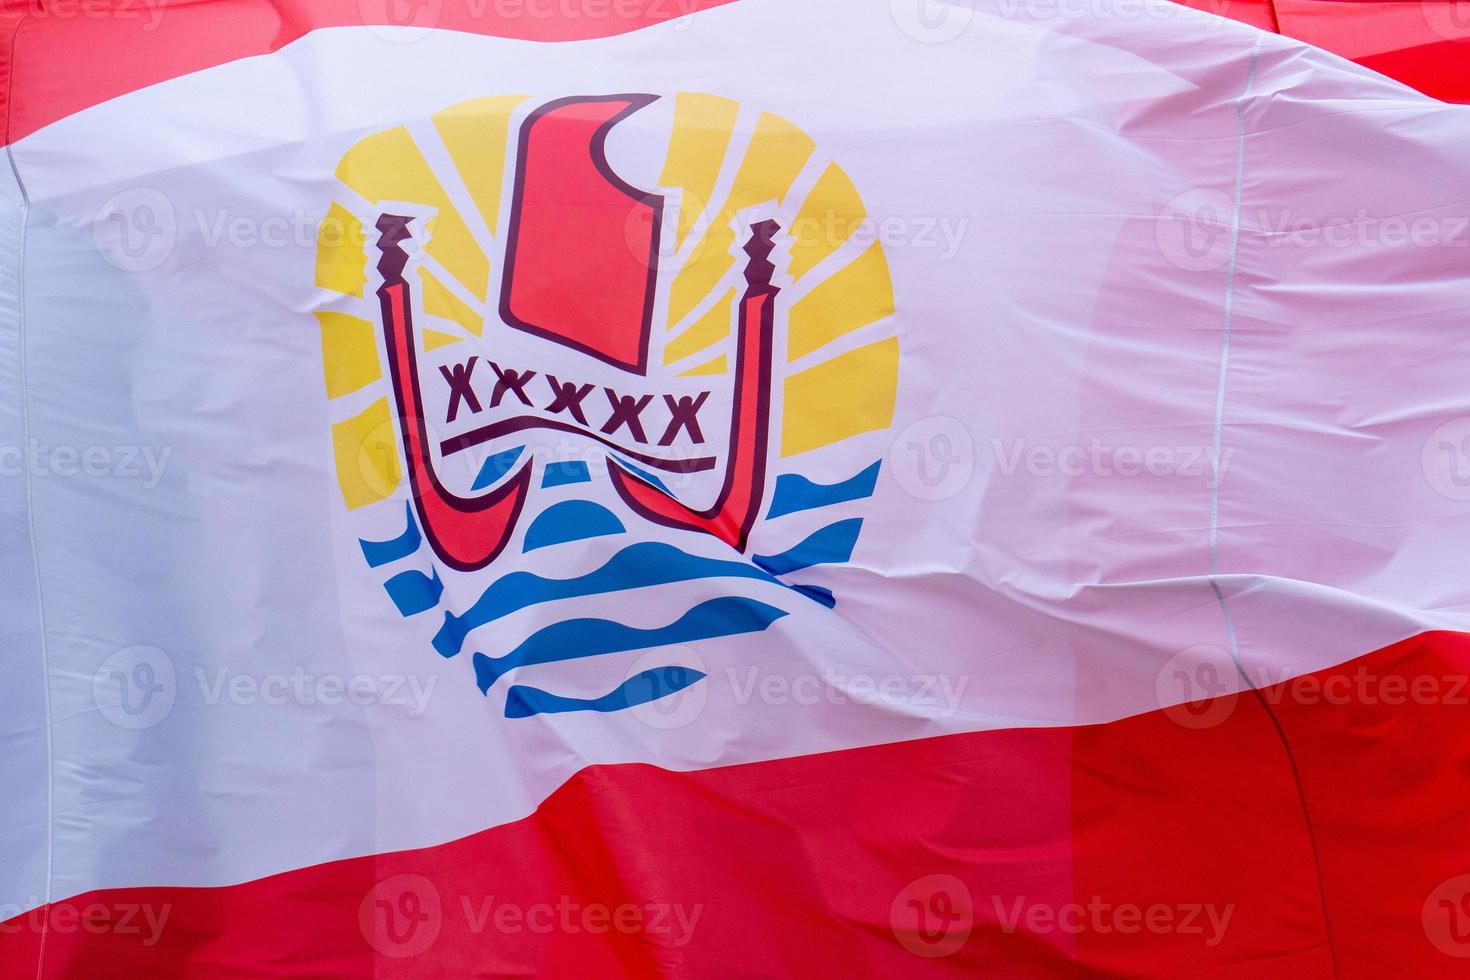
667 112 815 328
336 126 490 301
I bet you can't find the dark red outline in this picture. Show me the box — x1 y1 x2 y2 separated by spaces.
441 415 717 473
376 214 532 573
606 220 778 553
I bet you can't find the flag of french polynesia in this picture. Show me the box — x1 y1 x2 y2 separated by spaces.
1 0 1469 976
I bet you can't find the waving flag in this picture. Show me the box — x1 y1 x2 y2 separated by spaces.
2 0 1469 976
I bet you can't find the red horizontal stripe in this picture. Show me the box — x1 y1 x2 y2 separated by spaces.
2 0 1465 149
1171 0 1470 102
4 630 1468 977
0 0 735 145
1356 43 1470 105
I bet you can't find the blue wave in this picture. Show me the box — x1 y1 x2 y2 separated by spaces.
472 445 526 490
359 502 421 568
504 666 706 718
433 541 776 658
473 596 787 693
753 519 863 575
523 500 625 553
385 568 443 617
766 461 881 520
794 585 836 607
541 460 591 488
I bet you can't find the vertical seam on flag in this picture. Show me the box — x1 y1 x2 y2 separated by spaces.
3 50 53 980
1208 36 1341 979
1 13 18 147
1208 54 1254 561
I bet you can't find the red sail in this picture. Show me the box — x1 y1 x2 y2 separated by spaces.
499 95 666 375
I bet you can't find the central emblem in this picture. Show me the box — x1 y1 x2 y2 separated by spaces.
315 92 900 719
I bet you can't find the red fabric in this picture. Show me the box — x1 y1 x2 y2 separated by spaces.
1174 0 1470 101
4 630 1468 977
500 96 663 374
0 0 736 144
0 0 1463 148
